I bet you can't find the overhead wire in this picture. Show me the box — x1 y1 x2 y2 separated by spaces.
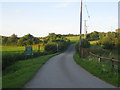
84 0 90 19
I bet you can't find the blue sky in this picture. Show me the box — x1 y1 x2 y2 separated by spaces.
0 1 118 37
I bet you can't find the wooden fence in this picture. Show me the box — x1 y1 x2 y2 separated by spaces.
89 52 120 71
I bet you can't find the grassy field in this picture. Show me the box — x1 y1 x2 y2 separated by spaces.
89 40 99 44
1 45 45 52
73 53 120 87
3 53 60 88
66 36 99 44
66 36 79 42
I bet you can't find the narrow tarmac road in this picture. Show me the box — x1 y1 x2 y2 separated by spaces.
24 44 115 88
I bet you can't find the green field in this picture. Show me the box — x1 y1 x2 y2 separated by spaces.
3 53 60 88
1 45 45 52
66 36 79 42
2 45 46 70
89 40 99 44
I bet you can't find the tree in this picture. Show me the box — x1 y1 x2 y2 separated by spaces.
90 31 99 40
2 36 8 45
99 36 115 49
86 31 100 41
7 34 18 45
99 32 106 40
17 34 41 46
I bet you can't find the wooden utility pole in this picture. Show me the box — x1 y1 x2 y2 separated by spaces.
79 0 82 57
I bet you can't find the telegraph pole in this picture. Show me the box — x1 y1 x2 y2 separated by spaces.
79 0 82 55
84 20 87 38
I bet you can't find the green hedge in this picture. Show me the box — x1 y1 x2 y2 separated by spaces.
2 51 48 70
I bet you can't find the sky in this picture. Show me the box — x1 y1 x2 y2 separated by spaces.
0 0 118 37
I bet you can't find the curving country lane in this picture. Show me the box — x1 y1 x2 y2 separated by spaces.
24 44 115 88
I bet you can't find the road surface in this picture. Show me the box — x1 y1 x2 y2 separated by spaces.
24 44 115 88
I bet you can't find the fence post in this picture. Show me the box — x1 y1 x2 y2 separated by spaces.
79 47 82 58
98 55 101 63
81 47 84 58
111 58 114 72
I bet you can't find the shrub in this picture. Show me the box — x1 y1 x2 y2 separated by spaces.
44 44 57 54
2 51 49 70
99 37 115 49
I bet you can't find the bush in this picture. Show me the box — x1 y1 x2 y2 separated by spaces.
99 37 115 49
45 41 70 54
58 42 70 52
45 44 57 54
2 51 49 70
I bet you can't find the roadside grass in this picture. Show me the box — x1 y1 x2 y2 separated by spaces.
73 53 120 87
2 53 60 88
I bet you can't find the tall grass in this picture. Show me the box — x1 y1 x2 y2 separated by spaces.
90 45 120 60
73 53 119 87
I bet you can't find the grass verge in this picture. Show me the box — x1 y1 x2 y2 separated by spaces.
3 53 60 88
73 53 120 87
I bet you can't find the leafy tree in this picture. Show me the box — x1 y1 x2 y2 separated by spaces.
7 34 18 45
86 31 99 41
106 32 116 38
2 36 8 45
17 34 41 46
99 36 115 49
99 32 106 40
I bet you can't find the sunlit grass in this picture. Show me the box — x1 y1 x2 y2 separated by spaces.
89 40 99 44
73 53 119 87
1 45 45 52
66 36 79 42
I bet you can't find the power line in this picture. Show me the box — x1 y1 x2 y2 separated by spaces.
84 1 90 19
